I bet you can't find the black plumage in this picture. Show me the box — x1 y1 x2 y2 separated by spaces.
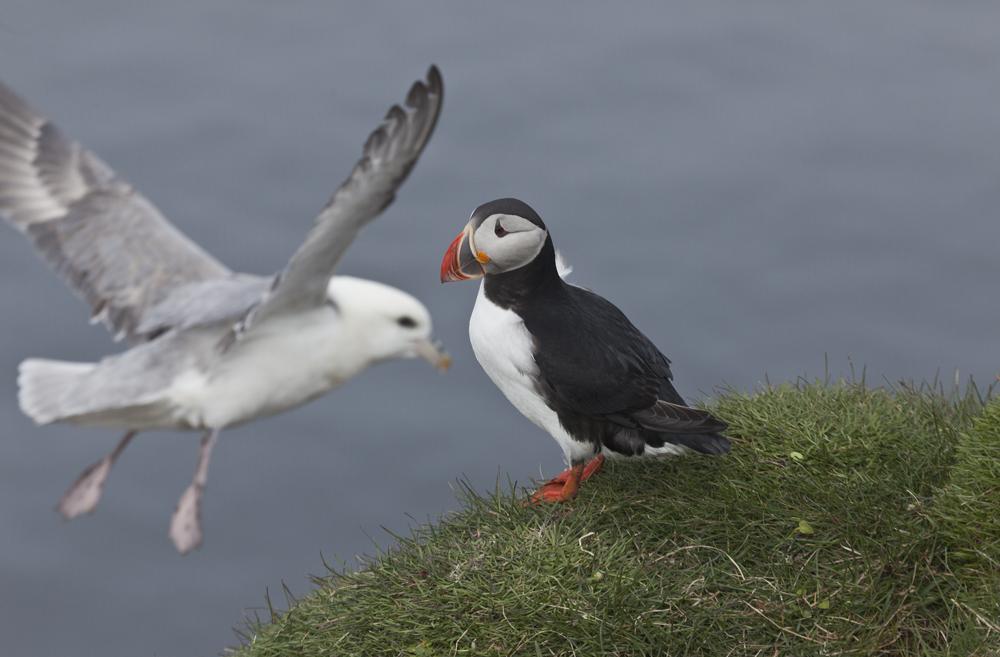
481 204 730 462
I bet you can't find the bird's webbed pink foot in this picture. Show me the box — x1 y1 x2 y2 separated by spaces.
169 429 219 554
57 431 136 519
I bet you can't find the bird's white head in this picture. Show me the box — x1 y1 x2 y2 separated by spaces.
440 198 550 281
326 276 450 371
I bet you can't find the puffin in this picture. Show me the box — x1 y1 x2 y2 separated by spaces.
0 66 447 552
440 198 730 502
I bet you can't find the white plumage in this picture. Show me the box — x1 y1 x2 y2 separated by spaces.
469 279 596 465
0 67 446 552
20 277 436 431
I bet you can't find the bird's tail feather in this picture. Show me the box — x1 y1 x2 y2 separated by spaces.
670 432 732 456
605 426 732 458
18 357 178 430
18 358 97 425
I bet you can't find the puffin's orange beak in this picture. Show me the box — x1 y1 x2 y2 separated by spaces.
440 222 486 282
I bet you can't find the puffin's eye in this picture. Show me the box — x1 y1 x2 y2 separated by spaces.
494 220 507 237
396 316 417 328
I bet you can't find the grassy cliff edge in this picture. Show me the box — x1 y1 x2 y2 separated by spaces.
231 378 999 656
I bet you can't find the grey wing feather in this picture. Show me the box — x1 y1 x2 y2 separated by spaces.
134 274 272 337
0 79 231 343
235 65 443 334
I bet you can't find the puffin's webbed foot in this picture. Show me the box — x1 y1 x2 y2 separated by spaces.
530 455 605 504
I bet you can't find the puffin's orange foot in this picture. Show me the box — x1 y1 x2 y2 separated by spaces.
531 480 572 503
529 456 606 504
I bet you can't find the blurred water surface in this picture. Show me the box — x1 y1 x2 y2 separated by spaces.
1 3 998 656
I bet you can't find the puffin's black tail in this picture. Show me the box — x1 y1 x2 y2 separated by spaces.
602 425 732 457
669 432 732 456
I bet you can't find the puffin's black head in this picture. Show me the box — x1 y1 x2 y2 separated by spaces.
470 198 546 231
441 198 550 282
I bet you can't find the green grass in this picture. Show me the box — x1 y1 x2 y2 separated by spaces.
230 377 1000 656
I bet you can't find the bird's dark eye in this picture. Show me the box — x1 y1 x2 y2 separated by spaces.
494 220 507 237
397 316 417 328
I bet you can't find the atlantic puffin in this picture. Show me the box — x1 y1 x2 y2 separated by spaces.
441 198 730 502
0 66 447 552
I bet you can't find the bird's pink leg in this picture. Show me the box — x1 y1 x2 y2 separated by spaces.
57 430 137 519
169 429 219 554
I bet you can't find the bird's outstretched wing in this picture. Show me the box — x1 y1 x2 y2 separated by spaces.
0 80 231 343
230 65 443 339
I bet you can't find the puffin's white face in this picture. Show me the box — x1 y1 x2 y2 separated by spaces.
471 213 548 275
327 277 450 370
441 199 549 282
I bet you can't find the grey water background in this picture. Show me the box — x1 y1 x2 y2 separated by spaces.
1 2 998 656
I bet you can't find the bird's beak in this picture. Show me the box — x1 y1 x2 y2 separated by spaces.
441 222 486 283
415 338 451 372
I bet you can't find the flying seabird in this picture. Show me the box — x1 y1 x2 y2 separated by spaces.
0 66 448 553
440 198 729 502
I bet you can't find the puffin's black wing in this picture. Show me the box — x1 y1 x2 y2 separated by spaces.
526 285 725 434
629 399 728 434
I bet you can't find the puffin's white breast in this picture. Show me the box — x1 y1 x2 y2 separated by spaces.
468 282 594 464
